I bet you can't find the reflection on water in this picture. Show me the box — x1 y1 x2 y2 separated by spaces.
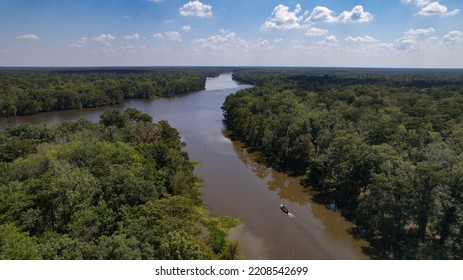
224 128 368 259
0 73 369 259
228 136 310 205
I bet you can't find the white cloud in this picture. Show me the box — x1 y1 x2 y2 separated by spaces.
154 33 164 40
69 36 88 48
307 5 373 23
395 36 420 50
417 1 459 16
261 4 303 30
317 35 339 46
402 0 431 7
325 35 339 44
194 31 281 60
125 33 140 41
154 31 182 41
394 28 436 51
165 31 182 41
93 34 116 47
196 32 235 44
345 35 378 43
16 34 40 40
404 28 435 37
179 1 212 17
260 40 270 47
338 5 374 23
305 27 328 37
307 6 337 23
441 30 463 45
195 31 252 51
182 25 191 32
148 0 164 3
404 1 459 17
120 45 136 53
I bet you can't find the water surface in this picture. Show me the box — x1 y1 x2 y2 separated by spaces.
0 73 369 259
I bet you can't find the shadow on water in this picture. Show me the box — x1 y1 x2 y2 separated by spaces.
224 125 371 259
225 129 311 204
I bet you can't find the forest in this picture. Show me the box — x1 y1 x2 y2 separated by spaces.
0 67 221 117
0 108 240 259
223 68 463 259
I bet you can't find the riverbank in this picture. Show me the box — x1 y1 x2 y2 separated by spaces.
1 73 370 259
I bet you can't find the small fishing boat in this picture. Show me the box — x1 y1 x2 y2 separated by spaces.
280 204 289 214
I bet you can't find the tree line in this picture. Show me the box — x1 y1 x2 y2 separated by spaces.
0 108 240 259
0 67 211 117
223 69 463 259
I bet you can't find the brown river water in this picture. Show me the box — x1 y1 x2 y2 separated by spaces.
0 73 369 259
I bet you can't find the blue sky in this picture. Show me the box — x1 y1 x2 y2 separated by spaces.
1 0 462 67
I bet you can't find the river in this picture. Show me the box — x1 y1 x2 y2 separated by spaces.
0 73 369 259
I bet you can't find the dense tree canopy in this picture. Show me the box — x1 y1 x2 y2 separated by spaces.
0 108 240 260
223 69 463 259
0 67 218 117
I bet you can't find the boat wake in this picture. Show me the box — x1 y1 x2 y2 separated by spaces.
280 204 296 218
290 215 333 259
278 203 332 259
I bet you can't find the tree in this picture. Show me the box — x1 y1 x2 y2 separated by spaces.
158 230 205 260
99 109 130 128
0 223 41 260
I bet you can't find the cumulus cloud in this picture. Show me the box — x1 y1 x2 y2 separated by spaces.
307 5 373 23
395 36 420 51
196 32 236 48
417 1 459 16
69 36 88 48
441 30 463 45
154 31 182 41
179 1 212 17
261 4 304 30
164 31 182 41
305 27 329 37
394 28 436 50
307 6 338 23
404 28 435 37
338 5 374 23
403 1 459 16
16 34 40 40
260 40 270 47
195 31 255 52
194 30 281 56
345 35 378 43
182 25 191 32
125 33 140 41
93 34 116 47
317 35 339 46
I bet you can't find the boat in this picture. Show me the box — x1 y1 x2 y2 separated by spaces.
280 204 289 214
327 203 337 212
